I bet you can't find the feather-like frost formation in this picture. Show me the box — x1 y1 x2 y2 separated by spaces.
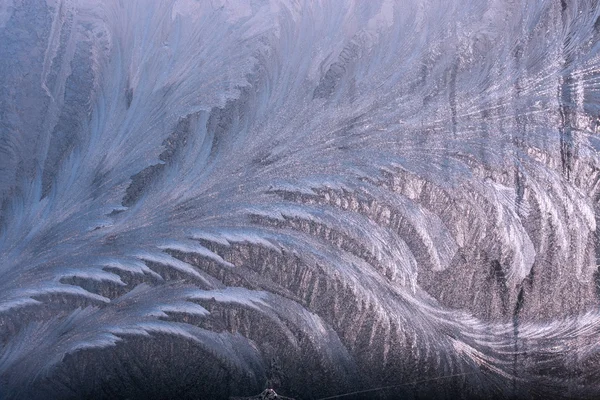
2 0 600 398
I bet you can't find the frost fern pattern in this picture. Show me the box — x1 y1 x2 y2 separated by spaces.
1 1 600 399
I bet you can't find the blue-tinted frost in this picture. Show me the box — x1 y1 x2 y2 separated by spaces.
2 0 600 398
